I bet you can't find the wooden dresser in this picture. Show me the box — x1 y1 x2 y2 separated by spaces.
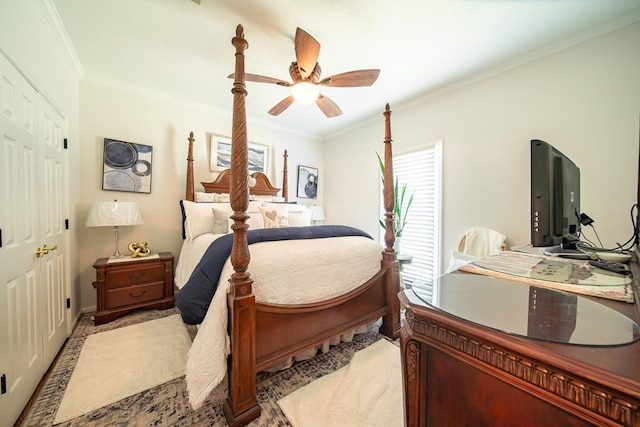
92 252 175 325
399 264 640 426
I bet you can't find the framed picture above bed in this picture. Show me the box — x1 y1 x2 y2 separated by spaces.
297 165 318 199
209 134 269 175
102 138 153 194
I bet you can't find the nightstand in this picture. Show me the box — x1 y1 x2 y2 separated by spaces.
92 252 175 325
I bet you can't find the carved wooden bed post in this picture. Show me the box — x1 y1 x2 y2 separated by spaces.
222 24 261 426
282 149 289 202
379 103 401 339
186 132 195 202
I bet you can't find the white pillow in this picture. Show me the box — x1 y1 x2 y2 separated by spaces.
212 207 233 234
247 200 263 213
226 212 265 231
247 213 265 230
213 201 266 234
195 192 231 203
284 203 306 213
181 200 229 240
259 204 289 228
260 202 303 212
288 210 312 226
195 192 216 202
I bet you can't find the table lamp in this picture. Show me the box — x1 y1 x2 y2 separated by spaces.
310 205 325 225
86 199 144 257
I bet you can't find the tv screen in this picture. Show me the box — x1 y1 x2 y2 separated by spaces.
530 139 580 247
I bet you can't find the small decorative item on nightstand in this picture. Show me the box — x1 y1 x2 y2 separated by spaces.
128 241 151 258
92 252 175 325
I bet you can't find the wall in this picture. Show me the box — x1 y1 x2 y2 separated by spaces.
324 21 640 274
6 3 639 311
0 0 81 324
78 82 322 310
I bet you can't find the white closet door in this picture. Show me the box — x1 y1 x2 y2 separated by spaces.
0 53 44 427
38 97 68 367
0 53 69 427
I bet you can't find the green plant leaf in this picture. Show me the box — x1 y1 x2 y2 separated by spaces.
376 152 414 237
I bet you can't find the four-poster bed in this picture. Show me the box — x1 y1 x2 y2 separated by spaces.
176 24 400 426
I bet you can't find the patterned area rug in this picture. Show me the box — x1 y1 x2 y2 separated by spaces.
20 307 385 426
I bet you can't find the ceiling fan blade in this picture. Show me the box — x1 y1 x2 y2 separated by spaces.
268 96 295 116
294 27 320 79
228 73 291 86
318 69 380 87
316 94 342 118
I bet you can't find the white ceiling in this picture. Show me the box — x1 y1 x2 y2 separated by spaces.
52 0 640 139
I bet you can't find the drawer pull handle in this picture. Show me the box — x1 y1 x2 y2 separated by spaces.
129 290 147 299
128 272 146 281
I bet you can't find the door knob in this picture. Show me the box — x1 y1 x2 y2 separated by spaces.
35 244 58 258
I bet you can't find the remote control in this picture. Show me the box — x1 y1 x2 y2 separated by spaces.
588 260 631 275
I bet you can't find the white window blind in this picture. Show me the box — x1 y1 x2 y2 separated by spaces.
382 143 442 302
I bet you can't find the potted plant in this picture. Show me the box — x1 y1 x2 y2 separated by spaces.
376 153 414 251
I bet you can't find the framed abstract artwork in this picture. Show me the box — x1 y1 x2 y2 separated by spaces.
209 134 269 174
102 138 152 194
297 165 318 199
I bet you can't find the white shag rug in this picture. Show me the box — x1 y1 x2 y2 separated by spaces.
53 314 191 424
278 339 403 427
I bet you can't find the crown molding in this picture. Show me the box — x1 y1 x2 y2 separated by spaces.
38 0 85 79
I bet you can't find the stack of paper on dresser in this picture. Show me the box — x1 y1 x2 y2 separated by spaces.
458 251 634 303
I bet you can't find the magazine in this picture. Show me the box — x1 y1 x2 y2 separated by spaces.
458 251 634 303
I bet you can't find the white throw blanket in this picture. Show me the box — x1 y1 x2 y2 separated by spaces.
459 228 507 256
182 235 383 409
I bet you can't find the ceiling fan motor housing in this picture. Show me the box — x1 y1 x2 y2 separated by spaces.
289 62 321 83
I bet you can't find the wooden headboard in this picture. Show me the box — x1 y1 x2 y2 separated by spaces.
201 170 279 196
184 136 289 202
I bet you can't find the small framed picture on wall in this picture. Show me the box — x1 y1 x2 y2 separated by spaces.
102 138 153 194
297 165 318 199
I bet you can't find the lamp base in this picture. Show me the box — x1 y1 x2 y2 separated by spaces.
112 226 122 258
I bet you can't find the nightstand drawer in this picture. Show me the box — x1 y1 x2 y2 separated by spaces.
105 264 165 288
106 282 165 309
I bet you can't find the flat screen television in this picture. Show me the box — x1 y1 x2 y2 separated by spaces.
530 139 581 247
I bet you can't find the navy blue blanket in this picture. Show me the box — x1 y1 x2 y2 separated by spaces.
176 225 373 324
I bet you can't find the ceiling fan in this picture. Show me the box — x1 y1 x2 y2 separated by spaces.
229 27 380 118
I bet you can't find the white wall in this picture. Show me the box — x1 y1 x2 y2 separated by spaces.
77 82 322 310
324 21 640 274
0 0 81 322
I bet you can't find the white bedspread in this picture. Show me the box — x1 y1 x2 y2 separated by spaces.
177 233 384 409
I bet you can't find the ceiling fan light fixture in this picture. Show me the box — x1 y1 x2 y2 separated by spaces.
291 82 320 105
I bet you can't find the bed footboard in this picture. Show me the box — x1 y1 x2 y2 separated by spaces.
255 266 399 371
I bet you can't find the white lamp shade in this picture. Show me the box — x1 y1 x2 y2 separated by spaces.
310 206 325 221
86 201 144 227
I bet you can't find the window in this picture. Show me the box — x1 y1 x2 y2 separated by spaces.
381 142 442 301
